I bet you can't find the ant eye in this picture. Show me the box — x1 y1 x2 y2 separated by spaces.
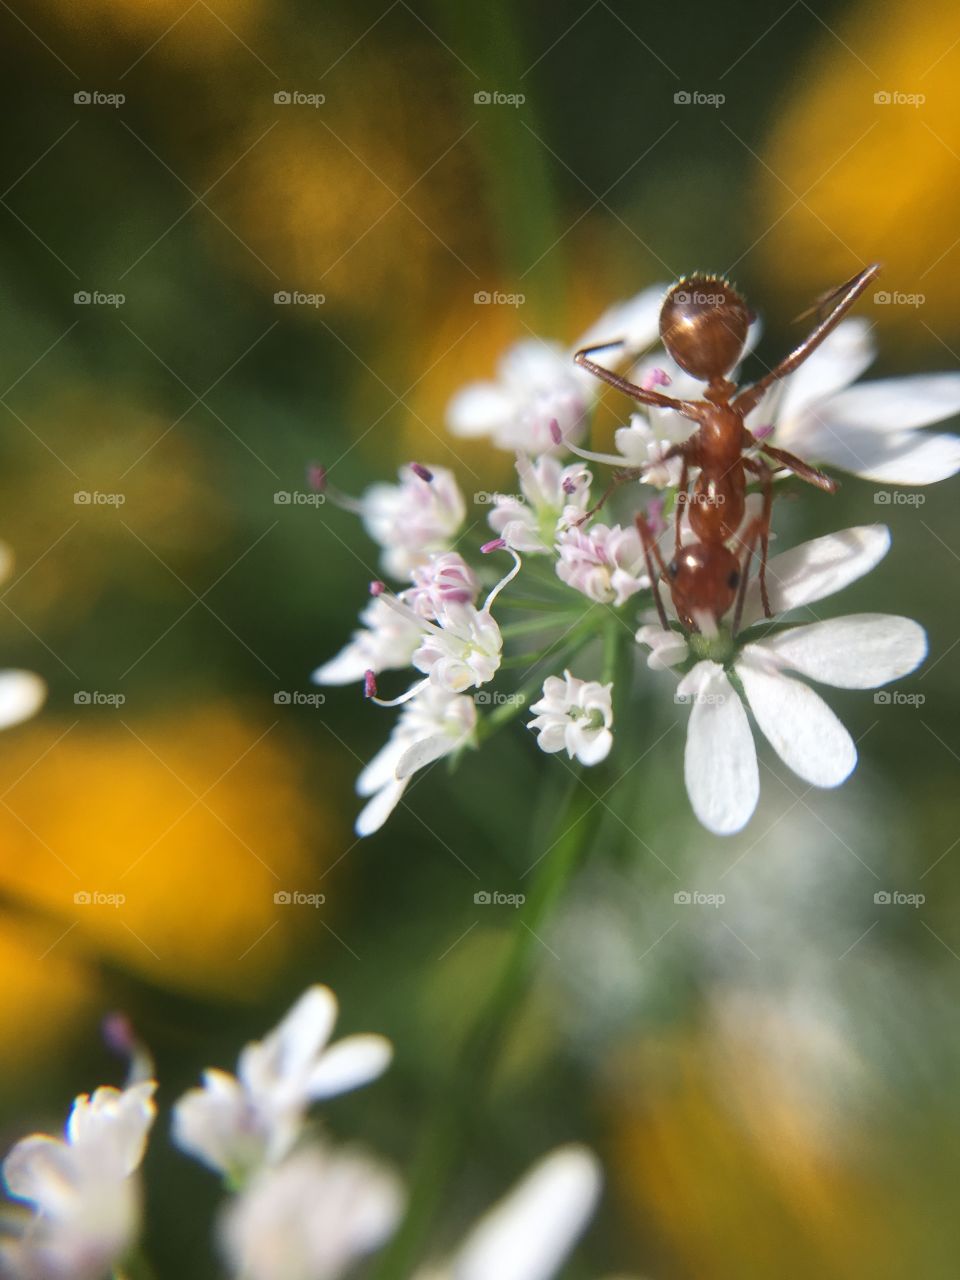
727 569 740 588
667 560 679 580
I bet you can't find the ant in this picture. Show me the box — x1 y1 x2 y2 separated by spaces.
572 263 881 635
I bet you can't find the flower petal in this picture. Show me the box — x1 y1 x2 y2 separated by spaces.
773 318 875 423
395 732 456 780
0 671 45 729
741 525 890 625
452 1145 602 1280
306 1034 393 1101
355 779 407 837
446 381 516 438
819 373 960 432
737 657 856 788
678 662 759 836
779 416 960 485
746 614 927 689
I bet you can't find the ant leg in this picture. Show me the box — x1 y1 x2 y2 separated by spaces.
636 513 670 631
573 467 642 526
573 343 703 423
759 442 838 494
674 453 690 556
733 263 881 416
731 517 763 637
743 456 774 617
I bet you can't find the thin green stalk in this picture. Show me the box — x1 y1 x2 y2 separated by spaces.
372 771 596 1279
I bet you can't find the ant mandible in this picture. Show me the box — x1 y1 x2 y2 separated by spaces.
571 263 881 636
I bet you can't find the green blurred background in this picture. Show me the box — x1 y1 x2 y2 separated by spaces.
1 0 959 1275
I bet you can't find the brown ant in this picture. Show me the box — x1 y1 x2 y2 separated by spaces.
572 264 881 635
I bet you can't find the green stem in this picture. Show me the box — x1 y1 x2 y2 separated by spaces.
372 771 596 1278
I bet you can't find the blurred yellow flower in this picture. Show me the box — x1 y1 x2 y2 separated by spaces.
758 0 960 340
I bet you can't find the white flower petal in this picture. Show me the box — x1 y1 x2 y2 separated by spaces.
447 382 516 438
737 656 856 788
452 1145 601 1280
573 728 612 766
0 670 45 728
796 421 960 485
818 373 960 432
678 662 758 836
356 735 408 797
3 1135 75 1212
355 779 407 837
636 624 688 669
395 732 458 780
306 1035 393 1101
741 525 890 625
239 987 338 1101
773 318 875 423
746 614 927 689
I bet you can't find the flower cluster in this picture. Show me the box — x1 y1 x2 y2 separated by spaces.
315 288 956 837
1 988 606 1280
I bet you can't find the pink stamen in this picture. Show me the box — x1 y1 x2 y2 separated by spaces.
645 495 667 536
364 670 378 699
102 1012 136 1058
307 463 327 492
410 463 434 483
481 538 506 554
549 419 562 445
753 423 774 440
369 580 386 596
642 368 672 391
561 477 577 495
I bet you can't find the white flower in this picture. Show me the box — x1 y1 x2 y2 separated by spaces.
446 287 665 453
412 603 503 693
403 551 480 620
751 318 960 485
637 525 928 835
555 522 648 606
219 1143 404 1280
489 454 592 553
313 595 423 686
415 1145 602 1280
356 685 476 836
2 1081 156 1280
528 671 613 766
361 464 466 579
0 542 45 730
173 985 392 1180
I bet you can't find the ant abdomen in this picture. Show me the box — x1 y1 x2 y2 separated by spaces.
685 471 745 543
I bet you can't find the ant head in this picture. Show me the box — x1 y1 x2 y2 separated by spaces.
666 541 742 631
659 275 751 383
